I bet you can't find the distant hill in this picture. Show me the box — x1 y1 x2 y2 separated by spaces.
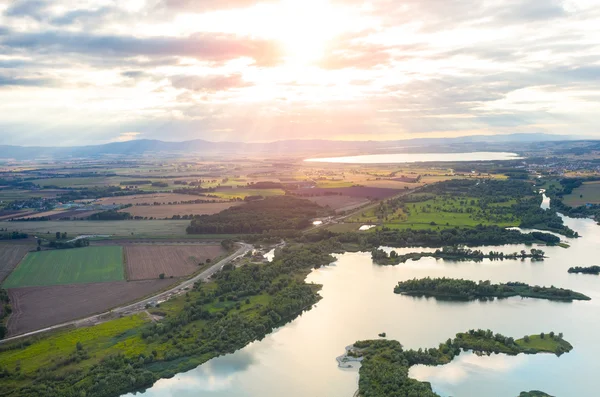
0 133 589 160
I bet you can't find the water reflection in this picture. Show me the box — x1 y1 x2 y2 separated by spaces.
127 215 600 397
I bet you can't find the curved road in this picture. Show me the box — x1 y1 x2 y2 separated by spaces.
1 242 253 344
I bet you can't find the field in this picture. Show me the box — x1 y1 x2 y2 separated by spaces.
0 243 32 283
84 193 225 206
11 209 100 220
2 246 125 288
305 195 370 212
6 280 175 336
0 220 191 238
125 244 224 280
347 195 519 230
1 313 150 372
120 202 242 218
0 210 36 220
292 186 402 199
210 188 285 199
563 181 600 207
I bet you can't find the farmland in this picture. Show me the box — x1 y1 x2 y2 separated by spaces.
125 244 224 280
120 202 242 219
0 243 32 283
2 246 125 288
563 181 600 207
304 195 369 213
210 188 285 199
0 220 191 238
6 280 175 336
291 186 402 199
84 193 226 206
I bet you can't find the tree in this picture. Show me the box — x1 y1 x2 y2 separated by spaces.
206 258 211 264
540 332 545 339
549 331 555 339
523 335 530 342
159 273 165 279
56 232 61 240
76 341 83 351
37 239 41 247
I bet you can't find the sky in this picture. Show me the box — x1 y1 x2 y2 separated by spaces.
0 0 599 146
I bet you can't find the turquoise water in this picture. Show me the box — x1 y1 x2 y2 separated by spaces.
127 213 600 397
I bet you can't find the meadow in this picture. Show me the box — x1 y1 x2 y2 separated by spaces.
2 246 124 288
563 181 600 207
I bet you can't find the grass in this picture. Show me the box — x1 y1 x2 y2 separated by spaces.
348 196 519 230
210 188 285 199
563 181 600 207
515 334 573 354
0 314 149 374
2 246 124 288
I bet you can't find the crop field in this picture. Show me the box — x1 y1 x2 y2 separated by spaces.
563 181 600 207
0 189 66 201
1 313 150 372
210 188 285 199
2 246 125 288
292 186 402 199
305 195 370 212
6 280 175 336
120 202 242 219
0 243 32 283
0 220 191 237
125 244 224 280
29 176 130 188
0 210 36 220
86 193 224 206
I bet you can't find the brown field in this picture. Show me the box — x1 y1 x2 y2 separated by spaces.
12 209 100 220
125 244 224 280
120 202 241 218
0 243 32 283
83 193 227 206
306 195 370 213
6 279 177 336
0 210 36 221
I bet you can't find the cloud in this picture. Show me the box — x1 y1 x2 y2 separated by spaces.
0 29 284 66
170 74 253 92
0 73 56 87
113 132 142 142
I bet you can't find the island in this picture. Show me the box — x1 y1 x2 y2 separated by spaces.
568 265 600 275
371 246 545 266
394 277 591 302
520 392 553 397
343 329 572 397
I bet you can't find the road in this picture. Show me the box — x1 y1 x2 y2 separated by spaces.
0 242 253 344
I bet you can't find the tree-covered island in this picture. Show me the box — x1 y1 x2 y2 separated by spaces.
371 246 545 265
344 329 572 397
568 265 600 275
394 277 591 302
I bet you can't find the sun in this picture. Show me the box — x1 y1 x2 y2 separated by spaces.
273 0 352 65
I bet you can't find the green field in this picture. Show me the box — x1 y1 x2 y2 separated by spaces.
2 246 125 288
563 181 600 207
348 195 519 230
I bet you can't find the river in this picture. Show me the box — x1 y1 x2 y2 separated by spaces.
127 207 600 397
304 152 522 164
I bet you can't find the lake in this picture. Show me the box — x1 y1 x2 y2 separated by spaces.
304 152 522 164
127 212 600 397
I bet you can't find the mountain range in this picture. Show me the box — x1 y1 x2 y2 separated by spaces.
0 133 590 160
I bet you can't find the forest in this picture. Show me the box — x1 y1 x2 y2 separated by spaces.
394 277 590 301
351 329 571 397
187 196 328 234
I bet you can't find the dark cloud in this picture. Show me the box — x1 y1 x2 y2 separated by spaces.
121 70 148 79
3 0 49 20
170 74 253 92
0 29 284 66
0 73 55 87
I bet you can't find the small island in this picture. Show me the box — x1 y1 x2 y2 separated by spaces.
394 277 591 302
568 265 600 275
371 246 545 266
344 329 572 397
519 392 553 397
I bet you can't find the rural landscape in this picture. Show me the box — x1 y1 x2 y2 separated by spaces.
0 135 599 397
1 0 600 395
